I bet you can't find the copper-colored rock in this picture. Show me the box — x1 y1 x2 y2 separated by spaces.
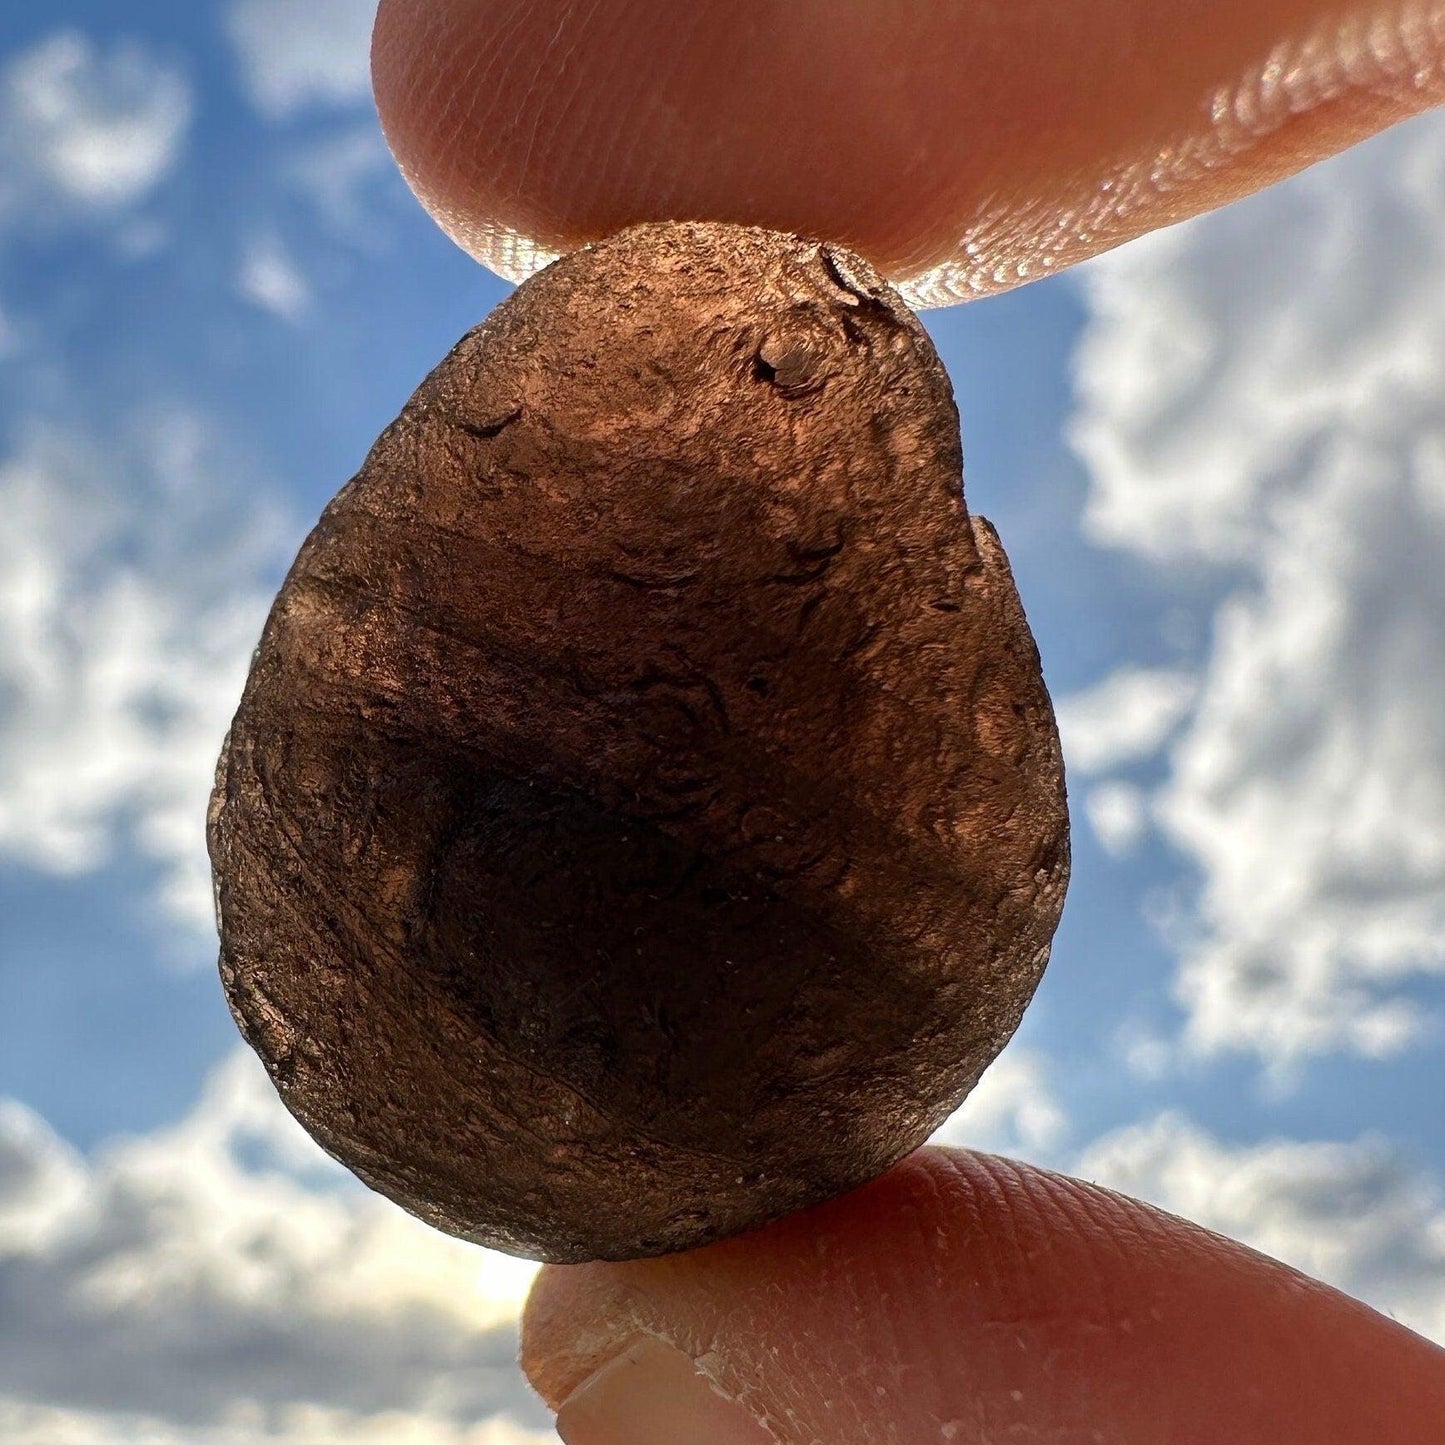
208 221 1069 1263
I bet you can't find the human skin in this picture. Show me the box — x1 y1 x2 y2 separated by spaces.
524 1148 1445 1443
370 1 1445 1438
373 0 1445 304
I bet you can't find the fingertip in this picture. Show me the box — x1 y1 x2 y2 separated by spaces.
522 1147 1445 1443
375 0 1445 304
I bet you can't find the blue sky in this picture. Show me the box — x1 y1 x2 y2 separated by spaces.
1 4 1443 1441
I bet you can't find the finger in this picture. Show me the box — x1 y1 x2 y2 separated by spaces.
372 0 1445 304
520 1146 1445 1444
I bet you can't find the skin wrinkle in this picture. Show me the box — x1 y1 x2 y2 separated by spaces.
592 4 665 213
526 0 609 220
463 1 539 205
582 4 688 232
411 5 479 188
1011 1170 1142 1323
876 1171 965 1432
426 1 531 242
958 1154 1046 1303
504 13 569 207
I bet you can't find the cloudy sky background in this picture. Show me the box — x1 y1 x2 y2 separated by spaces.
1 2 1443 1440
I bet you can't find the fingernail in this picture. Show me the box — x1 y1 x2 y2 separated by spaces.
556 1338 774 1445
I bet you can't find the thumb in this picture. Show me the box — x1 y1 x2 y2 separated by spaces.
520 1147 1445 1444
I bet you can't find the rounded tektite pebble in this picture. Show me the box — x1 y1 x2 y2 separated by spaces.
208 221 1070 1263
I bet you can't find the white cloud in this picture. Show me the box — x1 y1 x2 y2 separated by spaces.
1079 1113 1445 1344
287 124 397 242
930 1047 1067 1164
1070 110 1445 1069
1162 450 1445 1069
1084 780 1151 856
1111 1021 1176 1082
1056 666 1197 776
227 0 376 118
0 31 191 216
0 1101 89 1255
0 417 284 934
239 234 312 322
0 1052 547 1441
0 1401 553 1445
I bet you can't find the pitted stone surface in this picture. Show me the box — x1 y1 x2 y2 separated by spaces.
209 221 1070 1263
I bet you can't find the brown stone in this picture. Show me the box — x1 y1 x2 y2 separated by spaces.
208 221 1069 1263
